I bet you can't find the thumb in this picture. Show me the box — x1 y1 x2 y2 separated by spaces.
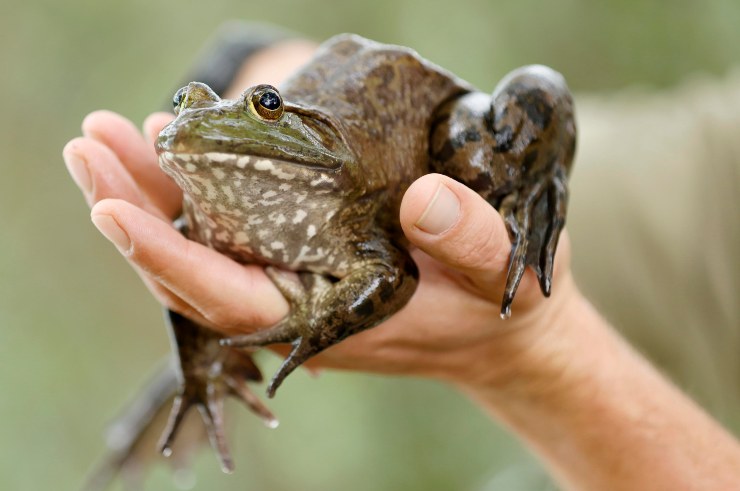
400 174 526 305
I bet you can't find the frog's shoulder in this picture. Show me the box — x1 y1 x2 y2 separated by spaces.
316 33 471 87
282 34 473 108
314 33 372 60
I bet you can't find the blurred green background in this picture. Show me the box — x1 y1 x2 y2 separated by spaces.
1 0 739 490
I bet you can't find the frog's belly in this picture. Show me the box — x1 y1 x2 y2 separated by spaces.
184 204 350 276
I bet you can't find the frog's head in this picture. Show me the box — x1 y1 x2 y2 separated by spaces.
156 82 354 183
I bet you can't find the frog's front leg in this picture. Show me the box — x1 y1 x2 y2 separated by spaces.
159 310 277 473
223 239 419 397
430 65 576 318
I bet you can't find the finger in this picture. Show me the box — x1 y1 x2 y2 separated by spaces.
137 266 209 324
143 112 175 147
400 174 538 304
90 199 288 331
63 137 165 219
82 110 182 217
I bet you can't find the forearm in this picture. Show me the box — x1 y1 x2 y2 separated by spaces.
457 279 740 491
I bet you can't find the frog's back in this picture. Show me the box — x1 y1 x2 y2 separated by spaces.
282 34 472 192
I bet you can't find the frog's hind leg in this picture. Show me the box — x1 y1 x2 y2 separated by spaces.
430 65 575 318
159 310 277 474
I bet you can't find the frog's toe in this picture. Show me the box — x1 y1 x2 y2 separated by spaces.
225 375 279 428
220 322 297 348
499 170 568 317
158 385 235 473
540 173 567 295
266 338 317 398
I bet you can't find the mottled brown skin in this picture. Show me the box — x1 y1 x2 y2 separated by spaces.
430 66 576 313
118 34 575 474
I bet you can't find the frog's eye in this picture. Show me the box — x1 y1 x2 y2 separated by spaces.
172 87 186 115
249 85 284 121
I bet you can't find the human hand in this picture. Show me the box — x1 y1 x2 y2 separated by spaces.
63 109 577 389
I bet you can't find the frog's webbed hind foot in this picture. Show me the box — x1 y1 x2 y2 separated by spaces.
161 310 277 474
499 167 568 318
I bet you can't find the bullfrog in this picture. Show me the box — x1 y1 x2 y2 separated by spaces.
92 33 576 482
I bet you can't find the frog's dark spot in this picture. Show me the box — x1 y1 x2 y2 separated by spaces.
483 107 496 132
453 128 481 146
466 170 495 195
522 149 539 170
432 139 455 162
403 257 419 279
429 113 450 136
517 89 552 130
493 125 514 153
377 64 395 86
352 297 375 318
378 281 395 303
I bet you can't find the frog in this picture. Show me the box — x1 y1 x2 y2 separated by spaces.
90 33 576 483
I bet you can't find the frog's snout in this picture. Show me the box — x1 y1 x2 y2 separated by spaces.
173 82 221 115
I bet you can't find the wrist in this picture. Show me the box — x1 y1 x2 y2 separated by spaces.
445 272 596 398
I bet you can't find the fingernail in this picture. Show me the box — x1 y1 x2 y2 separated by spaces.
92 214 132 253
64 153 93 194
415 184 460 235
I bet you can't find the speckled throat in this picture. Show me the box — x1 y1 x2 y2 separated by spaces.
159 151 355 276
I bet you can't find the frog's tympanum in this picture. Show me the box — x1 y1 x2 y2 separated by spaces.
89 34 575 484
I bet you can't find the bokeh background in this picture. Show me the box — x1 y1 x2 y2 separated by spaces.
1 1 739 490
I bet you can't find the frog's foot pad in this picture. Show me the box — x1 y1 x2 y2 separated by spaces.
222 269 332 398
499 168 567 318
163 311 277 473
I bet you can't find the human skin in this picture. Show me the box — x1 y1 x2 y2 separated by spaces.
62 40 740 490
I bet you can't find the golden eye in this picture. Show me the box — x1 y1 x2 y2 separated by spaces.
249 85 284 121
172 87 186 115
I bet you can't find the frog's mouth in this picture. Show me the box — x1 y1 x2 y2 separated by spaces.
159 151 339 200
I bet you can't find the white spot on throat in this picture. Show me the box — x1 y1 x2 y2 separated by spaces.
271 241 285 250
254 158 296 180
307 225 317 238
206 153 232 163
292 209 307 224
291 245 329 267
254 159 274 171
310 175 334 186
259 245 274 259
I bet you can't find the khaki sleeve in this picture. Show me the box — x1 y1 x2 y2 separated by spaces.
567 69 740 433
